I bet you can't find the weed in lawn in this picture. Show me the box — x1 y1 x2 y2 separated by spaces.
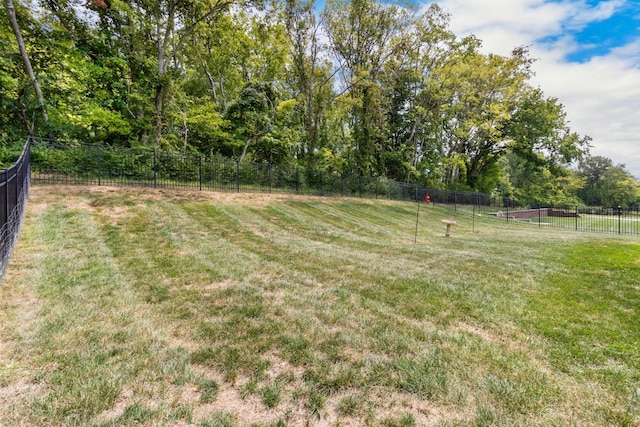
306 385 327 418
200 411 236 427
337 393 363 416
166 404 193 423
117 402 156 423
279 335 312 366
379 412 416 427
198 379 220 403
258 381 282 408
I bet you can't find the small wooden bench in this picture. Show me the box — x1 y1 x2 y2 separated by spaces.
441 219 456 237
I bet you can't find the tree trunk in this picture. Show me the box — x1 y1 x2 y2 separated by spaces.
5 0 48 130
182 111 188 158
239 127 269 163
218 72 227 112
201 60 218 104
153 1 175 147
154 83 164 147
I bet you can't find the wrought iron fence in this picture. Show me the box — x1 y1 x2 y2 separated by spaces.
451 203 640 236
26 139 640 236
29 139 514 207
1 137 31 282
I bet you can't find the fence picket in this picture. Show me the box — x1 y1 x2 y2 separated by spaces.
0 137 31 283
11 138 638 238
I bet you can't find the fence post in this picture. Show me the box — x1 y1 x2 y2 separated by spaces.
295 168 299 195
269 163 272 194
2 169 7 228
375 178 378 199
472 205 476 233
212 156 216 191
199 155 203 191
97 144 101 186
506 200 509 223
14 164 18 213
153 149 157 188
236 161 240 193
575 206 579 231
618 207 622 235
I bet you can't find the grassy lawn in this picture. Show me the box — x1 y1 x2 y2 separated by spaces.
0 185 638 426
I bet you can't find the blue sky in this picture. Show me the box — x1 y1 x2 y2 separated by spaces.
428 0 640 177
545 0 640 62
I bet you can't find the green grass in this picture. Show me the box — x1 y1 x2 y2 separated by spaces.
0 185 638 426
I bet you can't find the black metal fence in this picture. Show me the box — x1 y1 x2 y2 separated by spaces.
25 139 640 236
0 137 31 282
29 139 512 207
449 203 640 236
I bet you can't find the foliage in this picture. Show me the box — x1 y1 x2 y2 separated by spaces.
577 155 640 207
2 0 637 201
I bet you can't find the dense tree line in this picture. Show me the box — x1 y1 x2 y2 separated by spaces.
1 0 638 206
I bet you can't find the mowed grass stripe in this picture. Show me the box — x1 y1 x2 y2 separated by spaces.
182 200 544 328
2 200 198 426
0 185 638 426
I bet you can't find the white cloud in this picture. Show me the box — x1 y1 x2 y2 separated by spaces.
532 49 640 175
429 0 640 178
567 0 625 29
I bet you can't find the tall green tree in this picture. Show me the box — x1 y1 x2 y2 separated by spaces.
4 0 47 133
226 82 276 162
324 0 412 176
282 0 335 168
498 153 586 206
74 0 241 147
382 3 455 182
578 156 640 207
434 41 532 191
504 87 590 172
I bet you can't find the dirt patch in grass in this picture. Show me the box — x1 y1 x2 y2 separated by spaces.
455 322 498 344
93 386 134 424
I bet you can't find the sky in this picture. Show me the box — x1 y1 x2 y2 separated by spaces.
427 0 640 178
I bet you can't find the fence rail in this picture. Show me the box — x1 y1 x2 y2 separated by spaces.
19 139 640 237
1 137 31 282
452 204 639 236
29 139 510 206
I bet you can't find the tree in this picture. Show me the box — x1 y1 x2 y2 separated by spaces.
498 153 586 206
3 0 47 135
578 156 640 206
504 87 590 172
282 0 335 168
324 0 412 176
382 4 455 182
226 83 276 162
77 0 241 147
433 41 533 191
